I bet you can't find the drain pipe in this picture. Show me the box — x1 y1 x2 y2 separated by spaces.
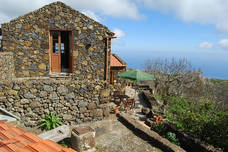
0 107 20 120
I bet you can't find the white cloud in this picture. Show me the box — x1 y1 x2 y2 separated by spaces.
81 10 101 22
112 28 126 46
218 39 228 49
66 0 141 19
0 0 142 24
113 28 126 38
139 0 228 35
2 0 228 36
198 42 214 49
0 0 49 22
0 13 11 24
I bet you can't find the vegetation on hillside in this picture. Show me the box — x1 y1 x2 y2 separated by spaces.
166 96 228 149
143 57 228 150
144 58 212 98
210 79 228 109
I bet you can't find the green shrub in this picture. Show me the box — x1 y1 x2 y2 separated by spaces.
58 138 71 148
40 113 62 130
166 96 228 149
165 132 180 146
151 122 180 146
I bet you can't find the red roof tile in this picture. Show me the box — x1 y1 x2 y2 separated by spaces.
0 120 77 152
110 54 126 67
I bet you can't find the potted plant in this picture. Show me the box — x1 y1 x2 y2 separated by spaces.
114 106 119 114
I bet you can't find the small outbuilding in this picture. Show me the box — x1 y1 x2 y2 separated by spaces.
110 54 126 84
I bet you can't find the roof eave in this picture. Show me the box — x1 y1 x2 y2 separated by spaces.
111 54 127 65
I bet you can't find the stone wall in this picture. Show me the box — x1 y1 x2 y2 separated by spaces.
117 113 185 152
0 52 15 81
0 79 119 127
1 1 112 80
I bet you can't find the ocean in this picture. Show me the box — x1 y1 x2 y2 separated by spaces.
116 50 228 80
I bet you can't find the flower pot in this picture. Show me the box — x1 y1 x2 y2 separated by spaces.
114 108 119 114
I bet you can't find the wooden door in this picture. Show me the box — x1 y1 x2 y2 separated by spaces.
50 31 61 72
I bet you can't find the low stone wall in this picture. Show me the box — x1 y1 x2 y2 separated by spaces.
117 112 185 152
0 52 15 81
0 79 119 127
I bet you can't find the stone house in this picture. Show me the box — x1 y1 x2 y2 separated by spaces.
0 1 125 81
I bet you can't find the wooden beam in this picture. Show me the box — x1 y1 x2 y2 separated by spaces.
105 38 109 81
106 36 117 39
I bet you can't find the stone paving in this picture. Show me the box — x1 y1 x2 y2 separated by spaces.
91 87 163 152
92 115 163 152
125 86 147 121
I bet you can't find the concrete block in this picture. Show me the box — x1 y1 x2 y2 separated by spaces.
71 126 96 152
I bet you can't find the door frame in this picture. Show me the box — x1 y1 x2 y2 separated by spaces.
50 31 61 73
49 29 74 73
110 70 115 84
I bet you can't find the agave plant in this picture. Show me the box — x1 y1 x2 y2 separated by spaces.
40 113 62 130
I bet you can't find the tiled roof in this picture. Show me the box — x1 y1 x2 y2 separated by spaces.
0 120 76 152
110 54 126 67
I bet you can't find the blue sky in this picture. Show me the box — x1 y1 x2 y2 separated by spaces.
0 0 228 79
106 11 228 79
104 2 228 80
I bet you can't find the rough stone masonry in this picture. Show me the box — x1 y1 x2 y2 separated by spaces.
0 52 15 81
0 79 120 127
1 1 112 80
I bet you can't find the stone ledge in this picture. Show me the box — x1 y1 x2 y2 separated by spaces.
117 112 185 152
